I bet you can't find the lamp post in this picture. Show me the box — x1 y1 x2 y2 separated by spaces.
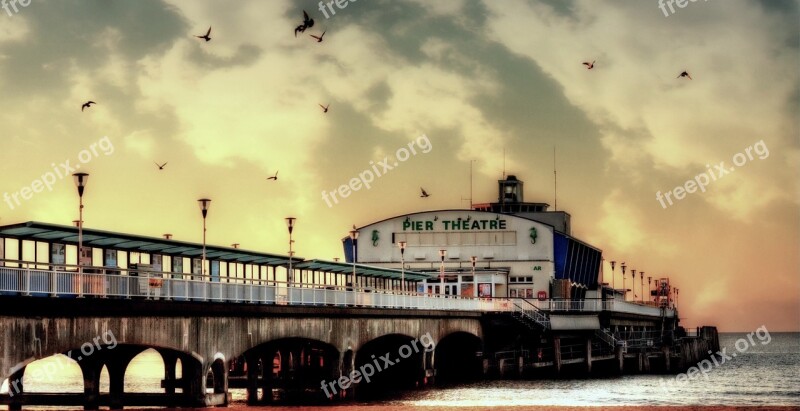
197 199 211 276
398 241 407 293
470 256 477 297
438 249 446 295
631 269 636 302
620 262 627 301
610 260 616 292
647 276 652 305
349 229 359 289
286 217 296 287
675 288 679 310
639 271 644 303
73 173 89 297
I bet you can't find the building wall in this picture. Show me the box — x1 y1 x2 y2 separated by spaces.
354 211 556 298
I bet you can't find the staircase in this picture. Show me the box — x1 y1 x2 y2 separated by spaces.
594 327 617 348
509 299 550 331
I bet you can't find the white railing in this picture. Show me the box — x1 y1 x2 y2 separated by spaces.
0 264 496 312
529 298 675 318
0 261 673 317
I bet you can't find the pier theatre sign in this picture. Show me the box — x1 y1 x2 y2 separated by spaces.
402 218 508 231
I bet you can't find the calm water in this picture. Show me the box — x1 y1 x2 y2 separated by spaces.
3 333 799 408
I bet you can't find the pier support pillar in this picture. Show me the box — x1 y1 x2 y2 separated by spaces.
637 353 644 373
643 352 651 373
585 338 593 374
662 346 672 372
260 352 274 403
181 356 205 407
8 366 25 411
615 345 624 374
245 353 259 405
107 347 141 410
553 337 562 375
159 350 178 395
78 356 104 410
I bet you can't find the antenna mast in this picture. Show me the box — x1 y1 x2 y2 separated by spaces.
553 146 558 211
469 160 474 209
502 148 506 180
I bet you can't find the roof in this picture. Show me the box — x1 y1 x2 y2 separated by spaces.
0 221 295 266
294 259 431 281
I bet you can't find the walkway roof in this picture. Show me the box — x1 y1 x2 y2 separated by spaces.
0 222 433 282
0 221 294 266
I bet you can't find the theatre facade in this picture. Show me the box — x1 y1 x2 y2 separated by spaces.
344 177 603 300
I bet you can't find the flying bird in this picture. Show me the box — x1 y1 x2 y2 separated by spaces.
582 60 595 69
81 101 96 111
154 162 167 170
294 10 314 37
267 171 279 181
677 71 692 80
319 103 329 113
195 26 212 42
420 188 430 198
310 31 326 43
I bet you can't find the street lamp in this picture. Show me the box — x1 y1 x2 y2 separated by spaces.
349 229 359 289
647 276 652 305
286 217 296 286
438 249 446 295
620 262 627 301
398 241 407 293
639 271 644 303
470 256 477 297
198 199 211 276
72 173 89 298
631 269 636 302
610 260 616 291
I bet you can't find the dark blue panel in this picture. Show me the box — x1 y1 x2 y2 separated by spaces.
343 238 357 263
554 233 569 280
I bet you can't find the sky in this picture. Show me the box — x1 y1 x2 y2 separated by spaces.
0 0 797 332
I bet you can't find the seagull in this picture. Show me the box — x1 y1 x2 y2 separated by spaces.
267 171 278 181
582 60 595 69
294 10 314 37
420 188 430 198
195 26 212 42
81 101 96 111
154 162 167 170
310 31 326 43
677 71 692 80
319 103 329 113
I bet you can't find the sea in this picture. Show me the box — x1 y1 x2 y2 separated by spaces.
3 332 799 408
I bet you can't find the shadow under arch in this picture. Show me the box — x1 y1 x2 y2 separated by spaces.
353 333 428 400
435 331 484 384
236 337 340 405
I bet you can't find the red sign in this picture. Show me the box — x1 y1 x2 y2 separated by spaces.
537 291 547 301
